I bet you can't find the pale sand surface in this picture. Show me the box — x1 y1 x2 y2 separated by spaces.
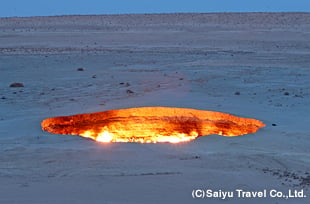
0 13 309 203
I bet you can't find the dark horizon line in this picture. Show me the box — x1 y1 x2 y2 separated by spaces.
1 11 310 19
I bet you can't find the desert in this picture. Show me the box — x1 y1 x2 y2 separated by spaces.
0 13 309 203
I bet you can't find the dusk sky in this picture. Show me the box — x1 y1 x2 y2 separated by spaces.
1 0 310 17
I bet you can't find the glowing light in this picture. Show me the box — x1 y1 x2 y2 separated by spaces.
96 131 113 143
41 107 265 143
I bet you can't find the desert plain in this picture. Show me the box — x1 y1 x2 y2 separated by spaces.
0 13 309 203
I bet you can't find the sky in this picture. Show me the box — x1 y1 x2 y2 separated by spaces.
1 0 310 17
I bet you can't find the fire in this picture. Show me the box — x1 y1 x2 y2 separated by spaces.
41 107 265 143
79 127 198 143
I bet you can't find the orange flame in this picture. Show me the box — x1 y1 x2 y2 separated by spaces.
41 107 265 143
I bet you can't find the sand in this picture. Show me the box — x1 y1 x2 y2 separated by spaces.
0 13 309 203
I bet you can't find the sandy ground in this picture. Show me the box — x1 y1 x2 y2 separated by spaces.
0 13 310 204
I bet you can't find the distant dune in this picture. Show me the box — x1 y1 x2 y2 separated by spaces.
0 13 309 55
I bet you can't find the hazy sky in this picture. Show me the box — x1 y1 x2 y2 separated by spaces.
1 0 310 17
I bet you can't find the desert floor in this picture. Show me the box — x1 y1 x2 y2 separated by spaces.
0 13 309 204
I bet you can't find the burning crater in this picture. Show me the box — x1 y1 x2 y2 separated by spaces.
41 107 265 143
